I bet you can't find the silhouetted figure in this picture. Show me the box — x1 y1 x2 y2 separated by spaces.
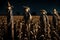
7 2 14 40
40 9 51 40
23 6 32 40
52 9 59 31
23 6 32 24
52 8 60 40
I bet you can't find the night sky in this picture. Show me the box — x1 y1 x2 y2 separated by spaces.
0 0 60 15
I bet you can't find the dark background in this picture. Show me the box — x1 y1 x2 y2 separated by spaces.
0 0 60 15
